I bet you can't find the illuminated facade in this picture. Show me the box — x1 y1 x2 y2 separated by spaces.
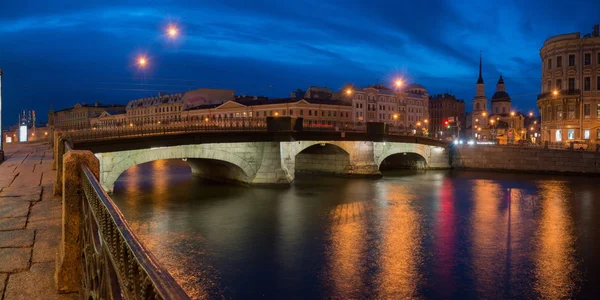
429 93 466 137
537 24 600 143
125 93 184 125
49 103 126 130
183 97 352 127
337 83 429 132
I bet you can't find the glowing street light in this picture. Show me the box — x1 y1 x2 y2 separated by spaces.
482 112 487 117
167 25 178 38
510 111 515 116
274 111 279 116
346 89 353 95
530 127 534 131
529 112 533 117
552 90 559 96
395 79 403 87
138 56 147 67
490 119 495 124
393 114 398 120
417 122 422 127
424 119 428 123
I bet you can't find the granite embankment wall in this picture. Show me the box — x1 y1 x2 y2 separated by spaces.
452 145 600 174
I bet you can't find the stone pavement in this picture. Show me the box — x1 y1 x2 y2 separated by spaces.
0 143 77 300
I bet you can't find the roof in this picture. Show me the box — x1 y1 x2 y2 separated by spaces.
53 104 126 113
491 91 511 102
187 97 350 111
405 83 426 90
497 75 505 84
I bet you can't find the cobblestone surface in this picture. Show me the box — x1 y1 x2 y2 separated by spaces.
0 143 77 299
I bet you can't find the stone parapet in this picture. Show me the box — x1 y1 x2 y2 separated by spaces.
452 145 600 174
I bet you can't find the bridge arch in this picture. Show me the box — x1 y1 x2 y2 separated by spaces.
373 142 432 169
294 143 351 175
97 144 258 193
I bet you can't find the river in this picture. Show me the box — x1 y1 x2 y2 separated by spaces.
111 159 600 299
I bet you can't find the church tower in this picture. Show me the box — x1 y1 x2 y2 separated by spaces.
491 75 512 115
472 53 488 134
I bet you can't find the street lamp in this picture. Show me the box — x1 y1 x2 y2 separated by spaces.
510 111 515 116
552 90 558 96
482 112 487 117
529 112 533 117
395 79 403 88
138 56 147 68
346 89 352 95
167 25 178 38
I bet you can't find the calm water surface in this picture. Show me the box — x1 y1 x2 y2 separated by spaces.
111 159 600 299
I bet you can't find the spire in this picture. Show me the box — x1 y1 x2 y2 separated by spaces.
477 52 484 84
497 75 504 84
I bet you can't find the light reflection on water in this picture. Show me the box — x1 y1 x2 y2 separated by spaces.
111 160 600 299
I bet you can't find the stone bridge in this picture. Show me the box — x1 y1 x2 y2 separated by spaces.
67 131 450 193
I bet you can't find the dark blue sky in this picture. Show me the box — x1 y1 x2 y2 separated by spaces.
1 0 599 126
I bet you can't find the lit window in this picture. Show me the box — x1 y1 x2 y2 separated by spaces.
555 130 562 142
568 129 575 140
584 129 590 140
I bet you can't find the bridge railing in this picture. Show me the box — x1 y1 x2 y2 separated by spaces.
54 140 189 299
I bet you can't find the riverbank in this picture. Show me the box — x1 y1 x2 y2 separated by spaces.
0 143 76 300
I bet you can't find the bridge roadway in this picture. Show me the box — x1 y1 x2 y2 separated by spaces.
63 131 451 193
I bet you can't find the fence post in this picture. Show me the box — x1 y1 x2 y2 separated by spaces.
55 150 99 293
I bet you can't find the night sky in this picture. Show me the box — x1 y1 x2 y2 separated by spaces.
1 0 599 126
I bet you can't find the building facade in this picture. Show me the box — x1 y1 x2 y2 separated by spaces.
429 93 465 137
337 83 429 133
125 93 184 126
537 24 600 143
49 103 126 130
182 98 353 127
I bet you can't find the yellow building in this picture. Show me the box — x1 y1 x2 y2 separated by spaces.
537 24 600 144
49 102 126 130
183 97 353 127
337 83 429 133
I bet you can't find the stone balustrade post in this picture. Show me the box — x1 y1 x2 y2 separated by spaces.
544 141 549 149
569 142 574 150
54 137 67 196
52 131 63 170
55 150 99 293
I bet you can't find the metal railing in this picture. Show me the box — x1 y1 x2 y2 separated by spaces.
62 140 189 299
66 118 427 142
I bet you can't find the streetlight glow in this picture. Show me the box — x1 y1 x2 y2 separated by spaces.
138 57 147 67
482 112 487 116
510 111 515 116
393 114 398 120
553 90 558 96
395 79 403 87
346 89 352 95
167 25 178 38
529 112 533 117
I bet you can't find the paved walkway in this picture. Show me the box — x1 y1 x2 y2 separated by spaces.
0 143 76 300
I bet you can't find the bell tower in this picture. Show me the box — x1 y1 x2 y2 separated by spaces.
472 53 488 135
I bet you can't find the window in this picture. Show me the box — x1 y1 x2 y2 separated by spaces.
557 56 562 67
556 130 562 142
569 54 575 66
568 129 575 140
300 110 304 116
597 76 600 91
290 110 293 115
568 105 575 119
598 52 600 64
355 103 359 108
308 110 312 116
556 79 562 90
584 104 591 118
356 112 359 118
597 104 600 118
556 106 563 120
568 78 575 90
322 111 325 116
547 80 552 92
584 129 590 140
547 58 552 69
585 53 591 65
597 129 600 139
584 77 591 91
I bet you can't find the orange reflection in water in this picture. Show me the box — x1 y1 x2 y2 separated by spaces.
534 181 577 299
376 184 422 298
327 201 368 299
470 180 523 295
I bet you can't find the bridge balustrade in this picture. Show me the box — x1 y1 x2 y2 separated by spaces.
54 140 189 299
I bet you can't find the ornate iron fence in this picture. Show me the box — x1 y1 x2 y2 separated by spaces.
66 139 189 299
